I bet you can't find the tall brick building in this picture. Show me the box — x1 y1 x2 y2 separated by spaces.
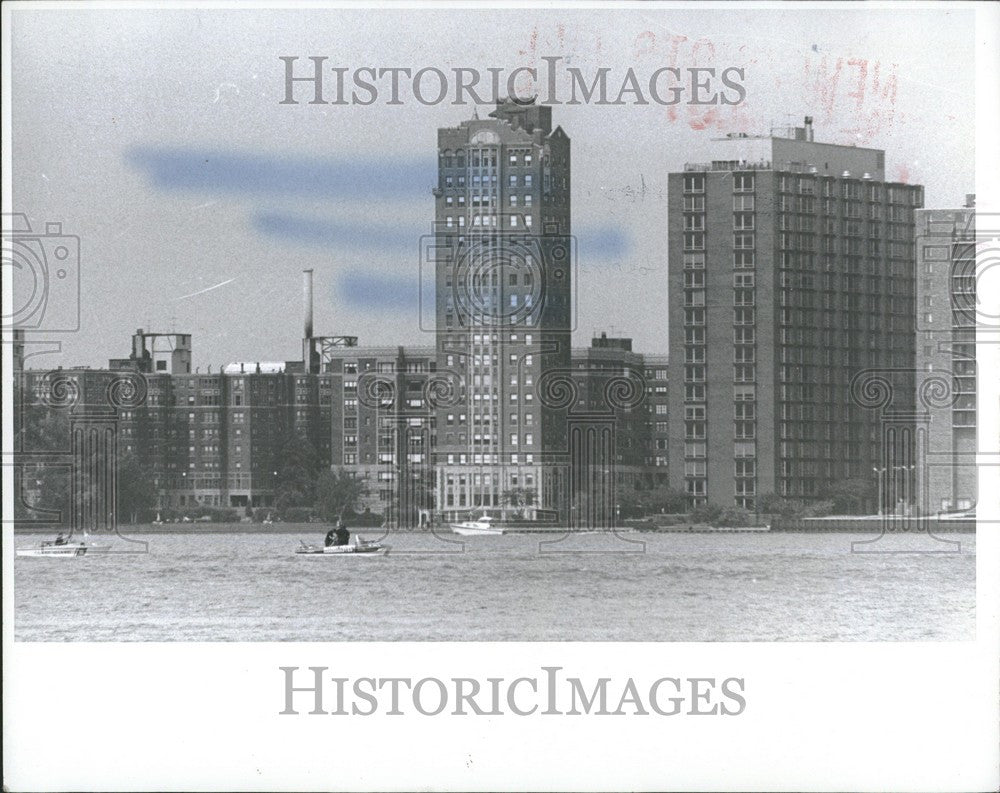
668 118 923 511
914 197 977 514
431 99 573 519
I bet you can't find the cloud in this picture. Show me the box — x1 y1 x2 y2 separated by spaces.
127 146 435 200
126 146 632 310
338 272 421 311
253 210 419 252
576 227 629 260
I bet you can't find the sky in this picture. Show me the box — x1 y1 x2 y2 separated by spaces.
10 5 976 370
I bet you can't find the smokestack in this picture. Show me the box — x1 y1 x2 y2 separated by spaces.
303 269 314 340
804 116 814 142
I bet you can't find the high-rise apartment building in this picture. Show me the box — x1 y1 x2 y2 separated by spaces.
915 197 977 513
668 118 923 511
643 354 670 482
432 99 572 519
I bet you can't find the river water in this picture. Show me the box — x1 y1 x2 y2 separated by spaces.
13 529 975 641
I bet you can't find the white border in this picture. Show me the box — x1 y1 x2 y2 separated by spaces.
3 2 998 791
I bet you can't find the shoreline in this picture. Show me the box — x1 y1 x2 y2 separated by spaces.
12 522 976 535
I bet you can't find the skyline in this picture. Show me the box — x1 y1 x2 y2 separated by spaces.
10 7 975 369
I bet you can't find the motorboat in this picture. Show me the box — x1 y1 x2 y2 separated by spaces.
17 540 90 558
450 515 504 536
295 536 390 557
16 533 113 558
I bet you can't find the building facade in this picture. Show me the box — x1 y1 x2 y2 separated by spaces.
667 118 923 511
914 197 977 513
432 99 573 520
643 354 670 483
14 102 681 528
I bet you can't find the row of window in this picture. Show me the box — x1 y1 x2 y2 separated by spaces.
443 174 534 189
445 453 536 465
682 172 921 204
683 173 756 193
439 151 535 168
444 194 534 208
443 214 535 229
682 460 757 478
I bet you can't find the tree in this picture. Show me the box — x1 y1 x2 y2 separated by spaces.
617 484 687 518
642 485 688 515
315 468 368 523
14 408 71 527
116 452 158 524
822 478 876 515
500 487 536 518
690 502 722 526
714 506 754 528
271 430 322 510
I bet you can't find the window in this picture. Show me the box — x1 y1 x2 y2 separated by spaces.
683 174 705 193
684 308 706 326
683 232 705 251
685 461 707 477
733 173 755 192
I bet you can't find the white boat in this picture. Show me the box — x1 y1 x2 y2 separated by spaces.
16 533 113 558
17 541 90 558
450 515 504 536
295 537 390 557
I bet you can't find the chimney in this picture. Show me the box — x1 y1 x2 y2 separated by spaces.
804 116 814 142
303 269 314 340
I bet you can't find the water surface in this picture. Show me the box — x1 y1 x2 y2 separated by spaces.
13 529 975 641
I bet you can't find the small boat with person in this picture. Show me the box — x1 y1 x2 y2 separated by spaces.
450 515 504 536
295 521 389 557
295 536 390 557
16 532 111 559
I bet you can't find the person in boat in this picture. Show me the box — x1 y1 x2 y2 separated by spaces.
54 533 68 546
334 521 350 547
324 527 337 547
